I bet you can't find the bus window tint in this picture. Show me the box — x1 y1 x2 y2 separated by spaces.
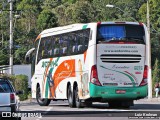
37 28 90 63
37 39 44 62
54 36 60 57
97 24 145 44
62 36 68 55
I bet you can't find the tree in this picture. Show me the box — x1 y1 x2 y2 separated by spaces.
152 58 160 92
138 0 160 67
0 50 8 65
37 9 57 31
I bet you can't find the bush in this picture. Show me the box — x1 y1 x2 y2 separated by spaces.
14 75 28 101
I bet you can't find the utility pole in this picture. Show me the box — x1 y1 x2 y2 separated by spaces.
9 0 13 75
147 0 152 99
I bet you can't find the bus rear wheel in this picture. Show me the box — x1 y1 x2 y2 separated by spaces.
67 85 75 108
36 86 51 106
74 86 83 108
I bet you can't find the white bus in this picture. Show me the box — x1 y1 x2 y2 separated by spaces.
26 22 148 108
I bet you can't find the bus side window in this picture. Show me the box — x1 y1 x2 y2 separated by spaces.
83 29 90 51
62 35 68 56
76 31 83 53
47 37 53 57
37 39 44 63
50 36 55 57
54 36 60 57
69 33 76 55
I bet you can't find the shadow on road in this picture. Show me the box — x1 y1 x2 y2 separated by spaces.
131 103 160 110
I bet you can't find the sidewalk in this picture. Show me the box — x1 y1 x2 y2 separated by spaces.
20 98 37 105
138 97 160 102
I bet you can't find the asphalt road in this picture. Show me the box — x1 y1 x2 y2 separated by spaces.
19 98 160 120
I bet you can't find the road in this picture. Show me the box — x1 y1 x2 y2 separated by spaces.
19 98 160 120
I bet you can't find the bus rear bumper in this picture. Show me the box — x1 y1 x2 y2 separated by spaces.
89 83 148 101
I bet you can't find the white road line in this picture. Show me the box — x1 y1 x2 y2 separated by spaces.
44 107 53 114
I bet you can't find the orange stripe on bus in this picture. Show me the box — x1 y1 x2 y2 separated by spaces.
50 59 75 97
84 50 87 63
34 34 41 42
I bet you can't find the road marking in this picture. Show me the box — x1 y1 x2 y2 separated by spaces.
44 107 53 114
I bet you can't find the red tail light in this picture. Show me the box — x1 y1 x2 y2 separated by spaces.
140 65 148 86
97 22 101 26
139 22 143 26
10 93 15 103
90 65 102 86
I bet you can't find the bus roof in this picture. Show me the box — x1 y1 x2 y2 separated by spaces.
34 21 143 41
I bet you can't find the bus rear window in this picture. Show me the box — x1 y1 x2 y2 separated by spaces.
97 24 145 44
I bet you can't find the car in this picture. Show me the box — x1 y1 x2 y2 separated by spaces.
0 77 23 120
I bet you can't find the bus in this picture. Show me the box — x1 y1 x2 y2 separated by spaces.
25 22 148 108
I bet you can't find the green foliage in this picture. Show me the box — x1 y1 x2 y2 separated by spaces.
14 75 28 101
0 74 28 101
152 59 160 91
0 0 159 68
71 1 95 23
0 50 8 65
37 9 57 31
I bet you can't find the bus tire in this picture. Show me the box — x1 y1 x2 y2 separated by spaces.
67 85 75 108
74 86 83 108
36 86 51 106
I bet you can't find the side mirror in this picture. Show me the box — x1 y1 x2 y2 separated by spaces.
25 48 35 64
16 90 24 95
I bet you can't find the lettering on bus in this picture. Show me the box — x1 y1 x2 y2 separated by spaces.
42 58 60 68
124 82 138 85
105 46 137 49
112 65 129 69
103 83 118 86
104 50 138 53
134 66 143 70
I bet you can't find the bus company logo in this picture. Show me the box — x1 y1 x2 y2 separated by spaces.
105 46 137 49
120 46 137 49
112 65 129 69
103 83 118 86
124 82 138 85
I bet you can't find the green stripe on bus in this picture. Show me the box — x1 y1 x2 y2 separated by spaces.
45 80 49 98
82 25 88 29
89 83 148 99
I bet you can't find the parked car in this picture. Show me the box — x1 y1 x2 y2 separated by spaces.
0 77 23 120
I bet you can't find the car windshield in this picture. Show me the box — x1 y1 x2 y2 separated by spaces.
0 80 12 93
97 24 145 44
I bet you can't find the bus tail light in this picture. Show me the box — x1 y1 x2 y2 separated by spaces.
90 65 102 86
10 93 15 103
140 65 148 86
97 22 101 26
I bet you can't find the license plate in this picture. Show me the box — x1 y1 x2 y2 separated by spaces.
116 90 126 94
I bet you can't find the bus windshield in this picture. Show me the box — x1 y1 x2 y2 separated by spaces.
97 24 145 44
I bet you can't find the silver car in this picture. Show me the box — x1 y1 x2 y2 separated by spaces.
0 77 22 120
